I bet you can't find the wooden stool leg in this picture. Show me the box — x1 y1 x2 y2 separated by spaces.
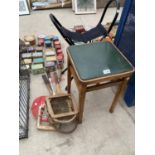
78 85 86 123
109 78 128 113
67 58 71 94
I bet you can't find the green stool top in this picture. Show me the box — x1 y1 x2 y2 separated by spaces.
67 41 134 81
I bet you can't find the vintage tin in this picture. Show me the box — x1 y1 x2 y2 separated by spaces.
45 56 57 62
44 36 50 41
24 35 36 45
38 39 44 46
20 64 30 70
56 49 62 54
52 36 59 41
45 40 52 48
31 64 44 74
74 25 85 33
38 34 46 40
25 42 30 47
33 58 44 64
23 59 32 64
32 52 43 58
28 46 35 52
44 48 55 54
20 46 28 53
44 54 56 71
35 46 43 52
57 61 64 69
54 44 61 50
57 53 64 62
45 66 56 73
21 53 32 58
54 41 61 46
44 50 56 56
37 34 46 46
44 61 55 67
49 35 54 41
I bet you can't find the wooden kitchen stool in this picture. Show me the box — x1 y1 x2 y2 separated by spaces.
67 41 134 123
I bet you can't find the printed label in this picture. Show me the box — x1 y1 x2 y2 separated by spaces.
103 69 111 74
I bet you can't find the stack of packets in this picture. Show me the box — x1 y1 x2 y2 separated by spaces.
20 34 64 74
31 46 44 74
53 36 64 69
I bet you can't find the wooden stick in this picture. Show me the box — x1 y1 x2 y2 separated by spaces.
109 78 128 113
42 74 53 95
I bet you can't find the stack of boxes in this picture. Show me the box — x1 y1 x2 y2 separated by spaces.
44 48 56 72
53 36 64 69
20 34 64 75
21 52 32 71
44 36 57 73
31 47 44 74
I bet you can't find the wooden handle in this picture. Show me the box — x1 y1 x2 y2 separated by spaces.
49 71 63 95
55 83 63 94
42 74 53 95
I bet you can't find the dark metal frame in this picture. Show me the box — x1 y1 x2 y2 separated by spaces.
49 0 120 75
19 75 30 139
49 0 120 46
19 41 31 139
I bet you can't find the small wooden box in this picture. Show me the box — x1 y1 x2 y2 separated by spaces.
46 94 78 120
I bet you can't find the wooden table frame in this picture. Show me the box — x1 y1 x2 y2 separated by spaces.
67 46 134 123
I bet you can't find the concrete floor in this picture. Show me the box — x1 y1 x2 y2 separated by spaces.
19 8 135 155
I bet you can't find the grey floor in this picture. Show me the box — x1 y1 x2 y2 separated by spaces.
19 8 135 155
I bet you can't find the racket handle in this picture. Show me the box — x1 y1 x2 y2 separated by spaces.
42 74 53 95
